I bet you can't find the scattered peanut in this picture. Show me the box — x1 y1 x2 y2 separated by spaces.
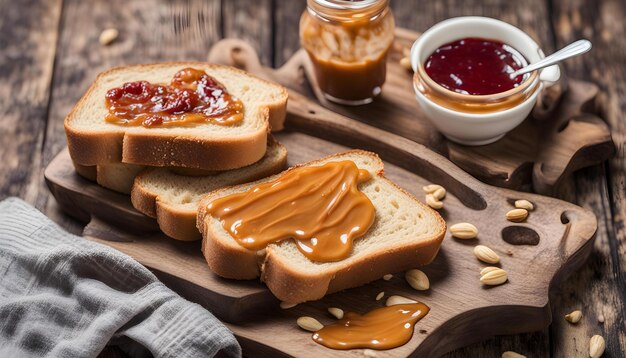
364 349 378 357
514 199 534 211
480 266 500 276
280 302 297 309
565 310 583 324
297 316 323 332
506 208 528 222
502 352 526 358
423 184 448 209
422 184 443 194
376 291 385 301
426 194 443 209
400 57 412 70
383 274 393 281
450 222 478 239
432 187 446 200
328 307 344 320
386 295 417 306
589 335 605 358
473 245 501 264
405 269 430 291
479 268 508 286
99 28 119 46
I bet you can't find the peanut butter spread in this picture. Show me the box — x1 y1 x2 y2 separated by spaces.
299 1 395 101
312 303 430 350
206 160 375 262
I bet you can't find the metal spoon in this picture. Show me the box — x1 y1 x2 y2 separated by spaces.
510 39 592 78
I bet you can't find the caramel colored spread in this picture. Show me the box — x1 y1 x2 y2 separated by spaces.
206 161 375 262
299 2 395 102
312 303 430 350
105 68 244 127
308 52 389 102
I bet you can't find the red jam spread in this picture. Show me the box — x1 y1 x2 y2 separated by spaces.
105 68 244 127
424 38 526 95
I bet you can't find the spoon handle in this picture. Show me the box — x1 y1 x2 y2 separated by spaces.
512 39 592 77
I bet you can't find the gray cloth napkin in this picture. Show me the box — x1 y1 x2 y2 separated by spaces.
0 197 241 358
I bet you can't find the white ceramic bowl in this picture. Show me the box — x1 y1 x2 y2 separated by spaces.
410 16 560 146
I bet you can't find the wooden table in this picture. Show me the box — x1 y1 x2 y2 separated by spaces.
0 0 623 357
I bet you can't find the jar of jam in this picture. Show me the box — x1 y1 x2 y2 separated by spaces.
300 0 395 105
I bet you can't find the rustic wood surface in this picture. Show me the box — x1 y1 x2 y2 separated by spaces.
1 0 624 356
45 113 597 356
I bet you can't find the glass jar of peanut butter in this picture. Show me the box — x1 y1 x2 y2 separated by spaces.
300 0 395 105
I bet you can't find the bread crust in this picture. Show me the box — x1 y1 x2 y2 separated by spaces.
120 123 267 170
264 95 288 132
197 150 447 303
65 62 288 170
72 161 97 181
263 177 446 303
156 203 203 242
131 139 287 241
201 226 261 279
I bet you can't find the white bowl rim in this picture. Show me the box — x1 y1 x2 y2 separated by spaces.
411 16 545 65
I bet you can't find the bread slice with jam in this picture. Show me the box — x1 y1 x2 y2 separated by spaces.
65 62 288 171
197 150 446 303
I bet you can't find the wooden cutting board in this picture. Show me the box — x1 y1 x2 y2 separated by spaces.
45 107 597 356
207 28 614 195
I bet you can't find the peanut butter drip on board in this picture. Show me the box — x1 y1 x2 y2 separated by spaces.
312 303 430 350
206 161 375 262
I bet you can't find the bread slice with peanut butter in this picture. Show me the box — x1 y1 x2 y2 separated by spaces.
197 150 446 303
65 62 288 171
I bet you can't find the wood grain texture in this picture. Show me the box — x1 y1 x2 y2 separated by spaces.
273 0 307 69
222 0 273 66
45 108 598 356
391 0 554 54
0 0 61 204
549 0 626 356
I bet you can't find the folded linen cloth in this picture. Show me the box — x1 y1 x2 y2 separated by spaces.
0 197 241 358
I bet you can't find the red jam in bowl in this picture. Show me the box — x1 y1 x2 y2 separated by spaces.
424 37 526 96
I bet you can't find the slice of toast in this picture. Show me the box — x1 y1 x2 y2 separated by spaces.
72 161 97 182
98 163 145 194
197 150 446 303
131 139 287 241
73 160 144 195
73 162 219 195
65 62 288 171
